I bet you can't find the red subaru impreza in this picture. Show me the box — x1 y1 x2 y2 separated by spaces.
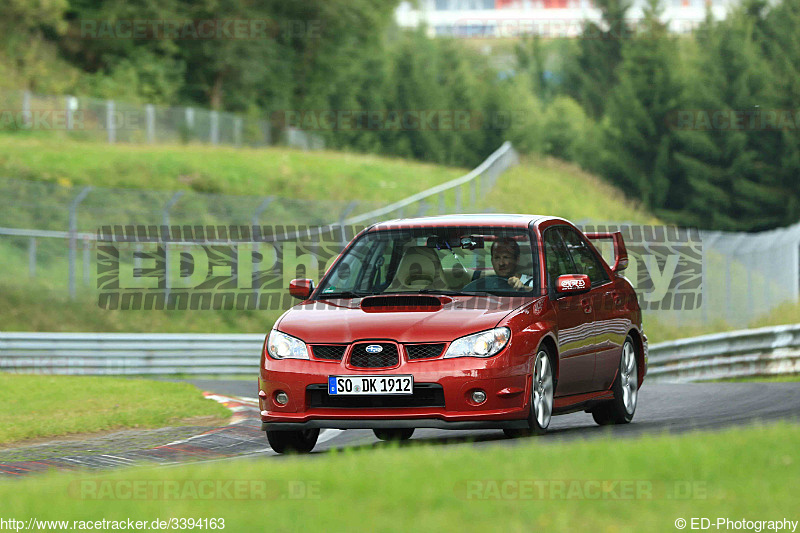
259 215 647 453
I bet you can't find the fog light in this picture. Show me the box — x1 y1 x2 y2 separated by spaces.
471 390 487 404
275 391 289 405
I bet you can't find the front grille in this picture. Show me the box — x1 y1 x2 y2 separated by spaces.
307 383 445 409
311 345 347 361
405 343 446 360
349 343 399 368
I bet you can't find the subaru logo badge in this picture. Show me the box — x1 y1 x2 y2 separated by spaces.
365 344 383 354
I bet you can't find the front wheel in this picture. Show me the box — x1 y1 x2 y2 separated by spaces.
504 347 554 438
373 428 414 441
592 335 638 426
266 429 320 454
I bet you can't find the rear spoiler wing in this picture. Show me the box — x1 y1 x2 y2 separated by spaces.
585 231 629 275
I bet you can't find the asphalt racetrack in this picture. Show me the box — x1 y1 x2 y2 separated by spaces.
0 381 797 477
188 381 800 453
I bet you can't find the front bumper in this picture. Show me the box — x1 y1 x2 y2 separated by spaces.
260 355 532 431
263 419 529 431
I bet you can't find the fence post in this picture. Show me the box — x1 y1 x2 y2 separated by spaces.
65 96 76 131
339 202 358 244
69 187 92 299
106 100 116 144
145 104 155 143
28 238 36 277
185 107 194 130
163 191 184 304
234 117 242 147
22 90 31 126
210 111 219 145
83 238 91 285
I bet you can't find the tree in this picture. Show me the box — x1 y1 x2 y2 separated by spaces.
599 0 682 210
670 1 790 230
563 0 632 118
759 0 800 228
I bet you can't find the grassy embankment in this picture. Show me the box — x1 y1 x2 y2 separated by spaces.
0 134 796 342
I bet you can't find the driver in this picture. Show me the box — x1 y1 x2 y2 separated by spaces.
491 237 533 291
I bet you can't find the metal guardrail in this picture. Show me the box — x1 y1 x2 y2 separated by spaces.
648 324 800 382
2 324 799 379
342 141 519 226
0 333 264 375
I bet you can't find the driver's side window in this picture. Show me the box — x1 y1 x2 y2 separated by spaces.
543 229 574 290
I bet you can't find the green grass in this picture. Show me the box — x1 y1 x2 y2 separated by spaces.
0 132 465 201
0 423 796 531
0 280 279 334
482 155 658 224
709 374 800 383
644 300 800 345
0 375 230 445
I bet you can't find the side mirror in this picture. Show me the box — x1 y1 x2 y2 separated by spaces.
289 279 314 300
556 274 591 295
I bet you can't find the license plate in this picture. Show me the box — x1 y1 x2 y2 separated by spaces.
328 375 413 395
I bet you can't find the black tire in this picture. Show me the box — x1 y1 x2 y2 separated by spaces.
592 335 638 426
503 345 555 438
266 429 320 454
373 428 415 441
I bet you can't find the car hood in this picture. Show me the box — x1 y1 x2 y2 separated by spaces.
275 295 526 343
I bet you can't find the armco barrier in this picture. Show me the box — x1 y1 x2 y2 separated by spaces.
0 332 264 375
647 324 800 382
1 325 798 379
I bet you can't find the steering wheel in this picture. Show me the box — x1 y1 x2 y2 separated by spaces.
461 275 512 292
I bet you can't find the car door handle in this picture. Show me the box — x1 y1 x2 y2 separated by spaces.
581 298 592 314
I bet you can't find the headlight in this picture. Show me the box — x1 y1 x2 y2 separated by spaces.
266 330 309 360
443 327 510 359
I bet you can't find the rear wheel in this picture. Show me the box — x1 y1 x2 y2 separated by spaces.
592 336 638 425
504 347 554 438
373 428 414 441
266 429 320 454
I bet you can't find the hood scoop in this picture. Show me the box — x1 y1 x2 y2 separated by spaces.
360 295 446 312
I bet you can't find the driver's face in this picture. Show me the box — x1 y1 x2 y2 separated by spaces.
491 245 518 278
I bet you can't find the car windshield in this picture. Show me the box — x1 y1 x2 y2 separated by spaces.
315 226 539 298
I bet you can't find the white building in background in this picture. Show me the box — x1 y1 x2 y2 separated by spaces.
395 0 734 37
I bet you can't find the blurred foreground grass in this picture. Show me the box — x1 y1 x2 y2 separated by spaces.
0 423 796 531
0 375 229 444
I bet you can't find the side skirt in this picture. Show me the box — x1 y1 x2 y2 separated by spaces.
553 390 614 416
